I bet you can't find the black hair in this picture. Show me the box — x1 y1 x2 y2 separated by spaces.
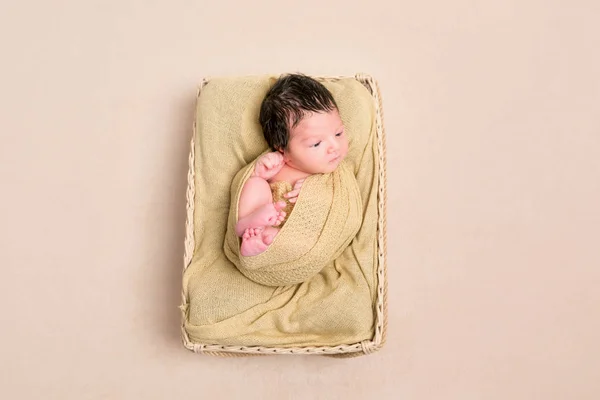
259 73 338 151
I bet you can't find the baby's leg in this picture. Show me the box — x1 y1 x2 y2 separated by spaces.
236 176 286 237
237 177 286 257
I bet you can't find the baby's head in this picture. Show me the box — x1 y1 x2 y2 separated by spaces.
259 74 348 174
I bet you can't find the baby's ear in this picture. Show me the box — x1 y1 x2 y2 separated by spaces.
277 147 290 162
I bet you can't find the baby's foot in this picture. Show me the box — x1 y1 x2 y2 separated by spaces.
236 201 287 237
261 226 279 245
240 227 269 256
253 201 287 227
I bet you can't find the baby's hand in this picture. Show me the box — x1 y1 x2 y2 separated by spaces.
254 152 284 180
284 178 305 204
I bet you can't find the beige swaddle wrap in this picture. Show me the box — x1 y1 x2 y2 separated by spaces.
224 155 363 286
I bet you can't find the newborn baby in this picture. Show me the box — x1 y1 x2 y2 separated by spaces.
236 74 349 256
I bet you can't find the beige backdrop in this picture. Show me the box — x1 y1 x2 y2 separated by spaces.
1 0 599 399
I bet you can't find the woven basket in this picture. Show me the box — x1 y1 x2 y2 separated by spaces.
180 73 388 357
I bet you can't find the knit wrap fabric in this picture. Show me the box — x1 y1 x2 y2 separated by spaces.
224 154 363 286
268 180 294 227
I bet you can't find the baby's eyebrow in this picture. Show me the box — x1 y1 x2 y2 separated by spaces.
301 135 320 143
300 126 344 142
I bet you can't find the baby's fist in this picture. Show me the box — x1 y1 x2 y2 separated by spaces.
254 152 284 180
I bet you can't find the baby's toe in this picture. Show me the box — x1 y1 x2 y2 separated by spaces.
274 201 287 210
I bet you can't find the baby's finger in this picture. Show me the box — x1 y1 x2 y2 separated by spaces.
289 197 297 204
285 189 300 198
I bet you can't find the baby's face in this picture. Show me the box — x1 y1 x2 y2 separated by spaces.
280 110 348 174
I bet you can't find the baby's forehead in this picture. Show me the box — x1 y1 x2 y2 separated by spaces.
291 111 343 136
